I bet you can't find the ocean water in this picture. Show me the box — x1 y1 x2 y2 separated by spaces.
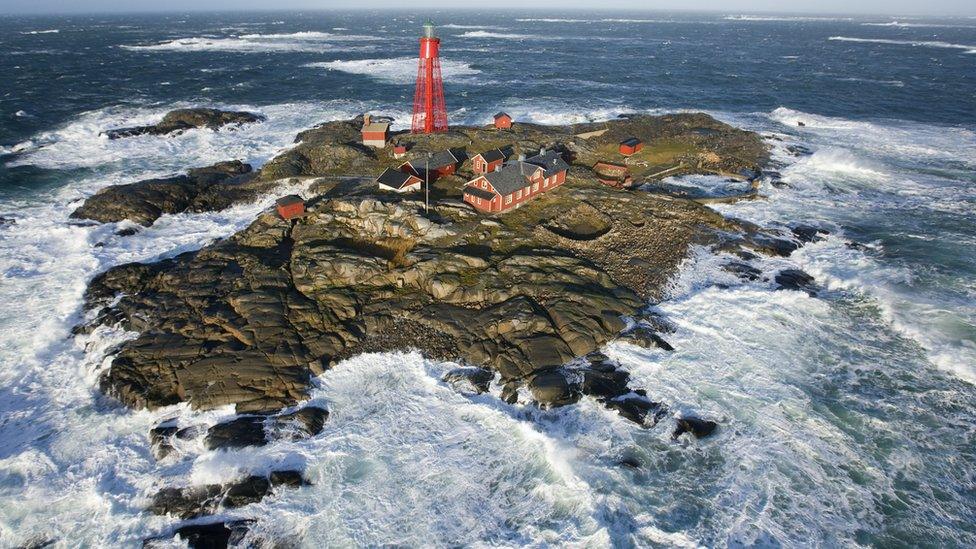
1 10 975 548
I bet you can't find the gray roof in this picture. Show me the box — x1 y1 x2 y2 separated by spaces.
463 185 497 201
429 149 459 169
484 164 532 196
276 195 303 206
494 112 511 120
376 168 419 189
477 149 506 163
524 150 570 177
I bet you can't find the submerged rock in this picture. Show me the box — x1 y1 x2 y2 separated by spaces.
149 470 308 519
618 326 675 351
775 269 818 296
673 417 718 439
202 406 330 451
443 367 494 395
605 394 669 427
145 520 254 549
791 224 829 244
722 261 762 281
102 108 263 139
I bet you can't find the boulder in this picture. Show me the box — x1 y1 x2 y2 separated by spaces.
147 520 254 549
790 224 829 244
605 395 668 427
443 367 494 394
149 471 308 519
722 261 762 281
205 416 267 450
102 108 263 139
528 369 581 409
69 160 255 226
673 417 718 439
775 269 817 296
618 326 674 352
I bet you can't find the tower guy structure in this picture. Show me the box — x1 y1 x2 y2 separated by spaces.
411 19 448 134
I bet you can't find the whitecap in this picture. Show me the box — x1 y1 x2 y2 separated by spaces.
20 29 60 35
120 32 381 54
306 57 481 85
828 36 976 54
459 31 535 40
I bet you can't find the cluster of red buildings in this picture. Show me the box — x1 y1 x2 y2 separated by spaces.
462 149 570 213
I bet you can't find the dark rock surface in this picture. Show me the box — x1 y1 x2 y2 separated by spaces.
618 326 675 351
673 417 719 439
722 261 762 281
443 367 494 394
145 520 254 549
775 269 818 296
149 470 308 519
102 108 263 140
528 369 582 408
69 160 263 226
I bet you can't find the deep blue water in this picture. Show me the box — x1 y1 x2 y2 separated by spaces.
0 10 975 548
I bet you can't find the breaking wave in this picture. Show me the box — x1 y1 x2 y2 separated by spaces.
20 29 60 35
828 36 976 54
306 57 481 85
459 31 535 40
120 32 380 54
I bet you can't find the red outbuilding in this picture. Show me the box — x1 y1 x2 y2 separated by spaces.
393 143 408 159
470 148 508 174
463 149 569 213
493 112 513 130
619 137 644 156
276 195 306 220
361 114 390 148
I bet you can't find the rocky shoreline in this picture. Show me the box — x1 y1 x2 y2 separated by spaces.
70 110 826 546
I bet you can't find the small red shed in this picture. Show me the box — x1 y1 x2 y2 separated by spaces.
393 143 408 159
619 137 644 156
276 195 305 220
493 112 513 130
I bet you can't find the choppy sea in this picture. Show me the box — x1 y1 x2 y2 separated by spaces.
1 10 975 547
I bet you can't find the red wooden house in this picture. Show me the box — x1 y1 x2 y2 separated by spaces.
493 112 513 130
470 148 508 174
276 195 306 220
619 137 643 156
393 142 408 159
462 149 569 213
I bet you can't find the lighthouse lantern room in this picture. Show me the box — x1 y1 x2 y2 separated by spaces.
411 19 449 134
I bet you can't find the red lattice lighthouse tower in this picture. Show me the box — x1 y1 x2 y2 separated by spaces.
411 19 448 134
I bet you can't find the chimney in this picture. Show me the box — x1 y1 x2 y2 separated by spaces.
517 153 526 162
539 147 547 156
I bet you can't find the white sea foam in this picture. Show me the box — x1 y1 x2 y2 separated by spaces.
828 36 976 54
459 31 535 40
4 102 388 172
306 57 481 85
861 20 976 28
440 24 491 29
20 29 60 35
724 15 852 22
709 108 976 383
516 18 589 23
121 32 380 54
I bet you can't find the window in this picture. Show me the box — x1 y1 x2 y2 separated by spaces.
517 189 522 199
543 178 549 188
481 180 487 189
476 197 481 205
532 182 539 192
505 194 512 204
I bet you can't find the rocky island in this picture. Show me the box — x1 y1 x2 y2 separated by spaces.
73 110 817 545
